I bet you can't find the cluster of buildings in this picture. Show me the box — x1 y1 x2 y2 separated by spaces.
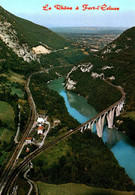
26 117 46 144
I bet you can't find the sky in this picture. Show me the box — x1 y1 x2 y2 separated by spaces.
0 0 135 27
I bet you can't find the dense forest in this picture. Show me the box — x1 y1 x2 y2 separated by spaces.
28 72 135 191
65 27 135 140
29 130 134 191
30 73 79 132
66 68 121 113
0 5 135 193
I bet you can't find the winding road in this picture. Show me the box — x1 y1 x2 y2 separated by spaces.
0 72 37 193
1 68 126 194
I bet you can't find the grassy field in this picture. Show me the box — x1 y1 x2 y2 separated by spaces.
0 102 15 168
11 87 24 98
36 182 135 195
0 127 14 166
6 71 25 84
0 127 14 142
0 101 14 128
32 139 70 168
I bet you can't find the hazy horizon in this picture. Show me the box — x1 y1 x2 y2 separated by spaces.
0 0 135 28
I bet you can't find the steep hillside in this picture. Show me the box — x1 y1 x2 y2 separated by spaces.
0 6 86 175
99 27 135 63
98 27 135 139
98 27 135 111
0 6 85 67
0 6 70 60
65 27 135 139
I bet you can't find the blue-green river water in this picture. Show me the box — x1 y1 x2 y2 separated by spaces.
48 77 135 183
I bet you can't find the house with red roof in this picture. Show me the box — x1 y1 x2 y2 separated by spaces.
38 126 45 135
26 137 33 144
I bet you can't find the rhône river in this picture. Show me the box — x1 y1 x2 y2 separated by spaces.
48 77 135 183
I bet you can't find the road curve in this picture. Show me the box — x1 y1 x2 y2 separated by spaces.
0 72 37 190
1 77 126 195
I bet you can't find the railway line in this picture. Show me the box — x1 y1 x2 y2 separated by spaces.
0 65 74 193
1 76 126 194
0 73 37 191
0 63 126 194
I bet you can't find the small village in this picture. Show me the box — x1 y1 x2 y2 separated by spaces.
25 116 50 153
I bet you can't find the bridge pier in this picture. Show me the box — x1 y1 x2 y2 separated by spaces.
80 127 84 133
107 108 115 129
95 114 106 137
79 94 125 137
88 121 94 131
116 101 124 117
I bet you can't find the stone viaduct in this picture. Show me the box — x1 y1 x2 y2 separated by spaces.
78 80 126 137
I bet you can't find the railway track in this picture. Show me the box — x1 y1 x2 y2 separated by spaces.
1 128 79 194
0 65 74 193
1 78 126 194
0 66 126 194
0 73 37 191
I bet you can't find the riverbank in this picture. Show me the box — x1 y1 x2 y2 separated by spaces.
47 77 135 184
25 74 135 191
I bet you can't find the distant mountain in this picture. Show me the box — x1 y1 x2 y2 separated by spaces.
50 26 127 34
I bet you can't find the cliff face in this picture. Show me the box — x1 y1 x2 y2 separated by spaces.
65 63 94 90
0 6 72 65
65 27 135 111
0 21 38 62
64 26 135 140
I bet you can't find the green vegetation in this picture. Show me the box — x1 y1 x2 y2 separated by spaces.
118 118 135 140
66 26 135 139
97 27 135 112
0 101 14 128
20 144 38 159
11 87 24 98
67 69 121 112
48 65 73 77
0 6 70 50
0 127 14 167
32 139 70 169
30 72 79 132
0 102 15 170
0 5 135 192
37 182 135 195
29 71 134 191
124 111 135 121
14 174 31 195
30 131 134 191
0 101 15 163
0 127 14 143
40 49 85 68
97 27 135 138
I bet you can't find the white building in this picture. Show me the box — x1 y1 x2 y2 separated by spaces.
37 118 44 124
26 137 33 144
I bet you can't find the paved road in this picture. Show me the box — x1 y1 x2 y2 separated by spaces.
1 76 125 194
0 72 37 192
0 65 74 193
